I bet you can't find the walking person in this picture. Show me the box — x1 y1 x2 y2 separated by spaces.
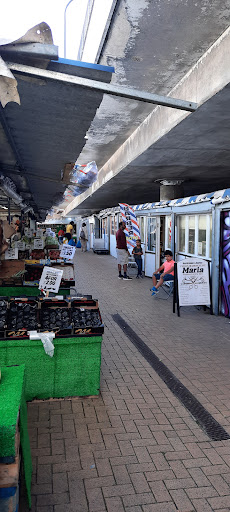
116 221 132 280
66 221 75 236
132 239 143 278
80 222 88 252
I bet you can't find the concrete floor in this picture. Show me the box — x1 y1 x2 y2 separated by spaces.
22 250 230 511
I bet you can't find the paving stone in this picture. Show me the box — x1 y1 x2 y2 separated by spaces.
105 497 125 512
37 493 69 506
102 484 135 498
130 472 150 493
53 473 69 494
86 488 106 511
37 464 52 485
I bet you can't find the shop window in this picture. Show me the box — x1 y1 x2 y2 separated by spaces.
178 213 212 259
139 217 144 242
102 218 107 234
110 216 115 235
209 215 212 258
147 217 156 252
188 216 195 254
198 215 206 257
166 216 172 249
178 216 185 252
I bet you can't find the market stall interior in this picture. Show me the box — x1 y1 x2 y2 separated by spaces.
0 23 107 510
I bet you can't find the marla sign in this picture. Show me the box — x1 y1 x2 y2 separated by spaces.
177 258 210 307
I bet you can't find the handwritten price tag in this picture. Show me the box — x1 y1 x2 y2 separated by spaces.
39 266 63 294
5 248 18 260
60 245 76 260
34 238 44 250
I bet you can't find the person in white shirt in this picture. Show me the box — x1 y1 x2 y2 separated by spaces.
79 223 88 252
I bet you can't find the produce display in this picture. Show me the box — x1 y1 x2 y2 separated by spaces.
30 249 45 260
0 300 8 329
41 307 71 330
48 249 60 260
45 236 59 248
8 302 38 330
72 309 102 328
25 265 43 283
0 297 104 338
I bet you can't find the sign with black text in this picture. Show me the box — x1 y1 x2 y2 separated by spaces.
177 258 210 307
34 238 44 250
60 244 76 260
16 241 25 251
5 248 18 260
39 266 63 294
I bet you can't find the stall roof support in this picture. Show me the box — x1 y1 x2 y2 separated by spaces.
7 62 197 112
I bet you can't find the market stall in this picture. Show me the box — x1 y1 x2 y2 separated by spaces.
0 296 104 401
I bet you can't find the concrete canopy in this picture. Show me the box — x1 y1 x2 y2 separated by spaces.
63 0 230 216
0 57 113 219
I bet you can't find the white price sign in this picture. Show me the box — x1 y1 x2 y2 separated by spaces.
16 241 25 251
5 248 18 260
36 229 43 238
60 244 76 260
34 238 44 250
25 228 33 237
177 258 210 306
39 266 63 294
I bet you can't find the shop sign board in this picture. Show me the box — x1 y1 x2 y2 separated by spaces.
177 258 210 307
34 238 44 250
39 266 63 294
5 248 19 259
60 245 75 260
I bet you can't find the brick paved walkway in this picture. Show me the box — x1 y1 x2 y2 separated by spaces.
23 251 230 511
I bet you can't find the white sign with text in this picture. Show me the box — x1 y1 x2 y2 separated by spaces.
16 241 25 251
177 258 210 306
34 238 44 250
60 244 76 260
5 248 19 260
39 266 63 294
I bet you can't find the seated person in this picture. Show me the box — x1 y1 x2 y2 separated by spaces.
151 250 175 296
65 232 76 247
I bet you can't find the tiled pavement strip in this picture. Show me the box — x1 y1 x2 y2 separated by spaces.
21 251 230 512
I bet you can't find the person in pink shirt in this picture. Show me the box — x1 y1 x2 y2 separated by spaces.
151 250 175 296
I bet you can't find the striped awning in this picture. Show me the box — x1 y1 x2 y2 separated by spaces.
133 188 230 211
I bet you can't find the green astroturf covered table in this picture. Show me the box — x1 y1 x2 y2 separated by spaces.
0 286 70 296
0 336 102 401
0 365 32 507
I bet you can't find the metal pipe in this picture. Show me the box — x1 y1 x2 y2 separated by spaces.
64 0 74 58
8 62 198 112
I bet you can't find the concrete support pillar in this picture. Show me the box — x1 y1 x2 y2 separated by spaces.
159 180 184 201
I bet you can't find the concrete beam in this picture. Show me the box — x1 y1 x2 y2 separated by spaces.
63 25 230 216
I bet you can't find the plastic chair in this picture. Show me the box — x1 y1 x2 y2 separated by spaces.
153 279 174 300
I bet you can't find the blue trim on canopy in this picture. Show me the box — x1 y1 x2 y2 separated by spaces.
56 58 114 73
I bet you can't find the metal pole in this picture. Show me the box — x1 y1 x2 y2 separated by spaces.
64 0 74 58
8 62 198 112
8 197 10 224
